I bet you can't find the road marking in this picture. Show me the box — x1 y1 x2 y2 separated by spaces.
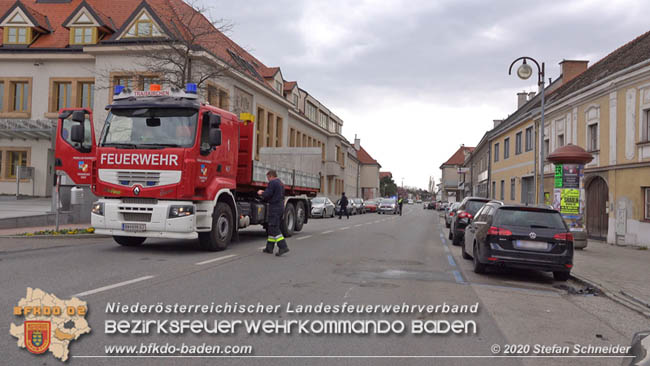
452 270 465 284
443 245 450 253
354 224 363 227
296 235 313 241
373 220 381 224
322 230 334 234
339 227 350 231
195 254 237 266
447 255 457 267
72 276 155 297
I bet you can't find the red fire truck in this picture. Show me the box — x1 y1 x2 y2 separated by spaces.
55 83 318 250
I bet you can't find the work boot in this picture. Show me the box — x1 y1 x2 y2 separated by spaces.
276 247 289 256
262 243 274 254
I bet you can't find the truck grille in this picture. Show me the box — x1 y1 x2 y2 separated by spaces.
122 213 152 222
116 171 160 187
122 198 158 205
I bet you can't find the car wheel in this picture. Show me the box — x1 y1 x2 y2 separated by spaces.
473 242 486 274
553 271 570 281
461 242 472 260
445 220 450 228
448 230 452 240
452 231 461 246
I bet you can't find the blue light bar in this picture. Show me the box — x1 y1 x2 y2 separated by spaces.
185 83 197 94
114 85 125 95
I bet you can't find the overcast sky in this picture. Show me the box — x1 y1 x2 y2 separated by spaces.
204 0 650 190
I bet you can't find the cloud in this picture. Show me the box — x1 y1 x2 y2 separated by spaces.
205 0 650 188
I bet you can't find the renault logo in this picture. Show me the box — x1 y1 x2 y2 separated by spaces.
133 186 141 196
529 232 537 239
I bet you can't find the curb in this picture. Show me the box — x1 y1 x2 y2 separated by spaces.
571 273 650 319
0 234 111 239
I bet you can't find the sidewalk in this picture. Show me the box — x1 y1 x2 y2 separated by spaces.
572 239 650 317
0 196 52 219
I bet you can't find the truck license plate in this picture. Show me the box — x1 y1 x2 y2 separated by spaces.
515 240 548 250
122 223 146 232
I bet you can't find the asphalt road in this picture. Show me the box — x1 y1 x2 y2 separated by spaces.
1 206 645 366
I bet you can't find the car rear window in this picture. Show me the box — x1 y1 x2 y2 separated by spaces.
494 208 567 230
464 200 489 215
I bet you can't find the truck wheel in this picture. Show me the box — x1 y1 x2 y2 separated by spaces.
294 201 305 232
199 202 233 251
553 271 570 281
113 236 146 247
281 203 296 238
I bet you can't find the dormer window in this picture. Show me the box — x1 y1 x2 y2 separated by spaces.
4 26 30 44
70 27 96 45
125 11 163 38
63 3 114 46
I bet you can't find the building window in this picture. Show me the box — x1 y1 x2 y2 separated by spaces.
588 124 598 151
141 76 162 91
266 112 274 147
70 27 95 45
306 102 316 121
55 82 72 111
492 181 496 199
494 143 500 162
504 138 510 159
114 75 133 90
275 117 283 147
643 110 650 142
557 133 564 148
79 82 94 109
515 132 522 155
319 111 328 129
500 180 505 200
645 187 650 220
4 150 28 179
293 94 298 106
275 81 282 93
4 26 31 44
125 11 163 38
11 81 29 113
207 85 229 110
510 178 516 201
544 139 549 158
525 126 533 151
0 81 4 111
321 143 325 161
255 106 265 158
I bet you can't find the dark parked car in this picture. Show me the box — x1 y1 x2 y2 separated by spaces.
462 201 574 281
444 202 460 228
449 197 491 246
426 201 436 210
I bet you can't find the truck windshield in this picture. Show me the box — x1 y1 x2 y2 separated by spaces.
100 108 198 148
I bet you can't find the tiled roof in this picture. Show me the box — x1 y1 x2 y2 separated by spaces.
0 0 274 86
440 146 474 168
546 29 650 104
379 171 392 179
357 146 380 166
261 66 279 78
283 81 297 92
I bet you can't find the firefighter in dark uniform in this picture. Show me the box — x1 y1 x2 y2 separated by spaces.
257 170 289 256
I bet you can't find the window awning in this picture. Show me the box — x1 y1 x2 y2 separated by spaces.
0 119 54 140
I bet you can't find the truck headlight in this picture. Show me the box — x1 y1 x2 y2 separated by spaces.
169 205 194 218
91 202 104 216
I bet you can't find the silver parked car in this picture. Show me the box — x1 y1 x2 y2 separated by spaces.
445 202 460 228
350 198 365 214
311 197 335 218
378 198 399 214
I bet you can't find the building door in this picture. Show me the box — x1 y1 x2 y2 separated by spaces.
586 176 608 240
521 177 534 204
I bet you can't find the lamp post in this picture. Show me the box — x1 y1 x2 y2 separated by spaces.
508 57 545 204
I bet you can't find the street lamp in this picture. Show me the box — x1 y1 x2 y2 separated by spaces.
508 57 546 204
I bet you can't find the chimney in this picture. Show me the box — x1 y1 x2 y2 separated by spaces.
517 91 528 108
528 91 536 100
560 60 588 85
493 119 503 128
354 134 360 150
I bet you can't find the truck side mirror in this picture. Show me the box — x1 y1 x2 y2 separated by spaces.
71 124 84 143
71 110 86 123
209 114 221 128
209 129 222 147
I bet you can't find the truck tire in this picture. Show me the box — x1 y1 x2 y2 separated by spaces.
113 236 146 247
294 201 305 232
199 202 233 251
281 203 296 238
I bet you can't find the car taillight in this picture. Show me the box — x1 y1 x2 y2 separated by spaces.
487 226 512 236
553 233 574 241
457 211 473 219
449 212 455 216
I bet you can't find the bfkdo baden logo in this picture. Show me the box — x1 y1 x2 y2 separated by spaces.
200 164 208 176
10 288 91 362
78 161 88 173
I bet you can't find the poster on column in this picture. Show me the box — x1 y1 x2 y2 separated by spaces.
560 189 580 215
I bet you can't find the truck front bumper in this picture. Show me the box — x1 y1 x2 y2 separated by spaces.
92 198 198 239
